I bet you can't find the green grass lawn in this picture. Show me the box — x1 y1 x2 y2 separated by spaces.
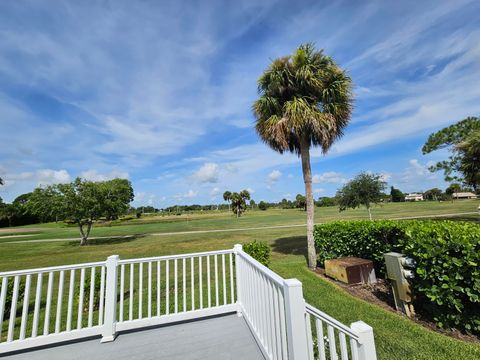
0 200 478 243
0 200 479 359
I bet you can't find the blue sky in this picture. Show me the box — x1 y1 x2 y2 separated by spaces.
1 0 479 207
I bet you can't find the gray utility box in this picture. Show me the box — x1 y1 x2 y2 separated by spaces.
384 252 416 317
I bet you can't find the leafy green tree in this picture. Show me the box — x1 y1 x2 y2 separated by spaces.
27 186 63 222
423 188 443 201
455 131 480 191
0 203 19 227
258 201 268 211
295 194 306 210
28 178 134 245
249 199 256 209
230 190 251 217
390 186 405 202
422 116 480 191
336 173 386 220
317 196 336 207
101 178 134 220
253 43 353 269
445 183 462 196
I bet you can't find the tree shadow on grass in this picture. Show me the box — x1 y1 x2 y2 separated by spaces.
63 234 146 247
272 235 308 262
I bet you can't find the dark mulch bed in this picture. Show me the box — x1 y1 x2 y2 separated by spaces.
313 268 479 343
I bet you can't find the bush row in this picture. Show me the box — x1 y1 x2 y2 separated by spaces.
314 220 480 334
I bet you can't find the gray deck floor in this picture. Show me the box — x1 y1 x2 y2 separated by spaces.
4 314 265 360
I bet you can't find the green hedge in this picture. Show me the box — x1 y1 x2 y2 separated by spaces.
314 220 480 334
243 240 271 267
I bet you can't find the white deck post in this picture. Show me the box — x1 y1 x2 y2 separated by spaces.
101 255 119 343
283 278 308 360
233 244 243 316
351 321 377 360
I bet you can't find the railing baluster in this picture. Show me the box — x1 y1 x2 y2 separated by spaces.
272 283 282 360
32 273 42 337
120 264 125 322
148 262 152 318
229 253 234 303
278 290 288 358
7 276 20 342
339 332 348 360
316 318 326 360
88 267 95 327
327 324 338 360
19 274 31 340
214 255 219 307
182 258 186 312
165 260 169 315
207 255 211 308
262 272 273 355
199 256 203 309
350 337 359 360
222 254 226 305
66 269 75 331
0 277 7 340
77 268 85 329
129 264 134 321
157 261 161 316
44 272 53 335
174 259 178 313
191 257 195 311
138 262 143 319
99 266 105 325
268 280 277 360
55 271 64 334
305 313 314 360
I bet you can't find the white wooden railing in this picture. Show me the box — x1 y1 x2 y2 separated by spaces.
304 303 376 360
0 261 107 353
0 245 377 359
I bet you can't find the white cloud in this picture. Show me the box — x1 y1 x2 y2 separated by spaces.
378 172 392 182
175 189 198 200
312 172 346 184
1 169 71 187
267 170 282 184
190 163 219 183
209 186 221 200
80 169 129 181
313 188 325 194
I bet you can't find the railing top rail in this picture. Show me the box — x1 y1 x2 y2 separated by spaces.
236 249 285 287
118 248 234 265
0 260 106 277
305 302 359 340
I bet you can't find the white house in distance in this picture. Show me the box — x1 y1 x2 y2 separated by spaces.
452 192 478 199
405 193 424 201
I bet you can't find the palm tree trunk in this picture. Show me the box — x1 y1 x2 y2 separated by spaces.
300 140 317 270
367 207 372 221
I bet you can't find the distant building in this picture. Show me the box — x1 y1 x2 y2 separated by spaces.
452 192 478 199
405 193 424 201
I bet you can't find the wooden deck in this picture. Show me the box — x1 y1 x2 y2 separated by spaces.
3 314 265 360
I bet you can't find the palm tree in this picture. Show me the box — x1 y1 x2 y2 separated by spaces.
231 190 251 217
253 43 353 269
223 191 232 212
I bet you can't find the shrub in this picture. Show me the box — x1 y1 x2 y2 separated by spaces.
243 240 271 267
314 220 480 334
314 220 405 274
258 201 268 211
